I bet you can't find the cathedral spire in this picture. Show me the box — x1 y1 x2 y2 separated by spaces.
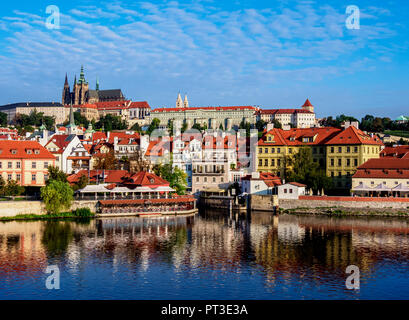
96 76 99 91
64 73 69 86
69 102 75 127
183 94 189 108
176 92 183 108
79 65 86 84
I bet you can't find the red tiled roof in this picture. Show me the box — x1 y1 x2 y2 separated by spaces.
129 101 151 109
123 171 169 187
325 126 383 145
0 140 55 159
353 158 409 179
258 127 340 146
242 172 282 187
380 146 409 158
152 106 256 112
302 99 313 107
45 134 73 151
289 182 307 187
258 126 383 147
145 139 172 156
80 103 98 109
107 131 140 144
67 169 129 184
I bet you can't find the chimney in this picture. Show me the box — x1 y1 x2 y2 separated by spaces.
251 172 260 179
351 121 359 129
266 123 274 131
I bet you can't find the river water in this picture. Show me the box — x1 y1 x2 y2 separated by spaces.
0 211 409 300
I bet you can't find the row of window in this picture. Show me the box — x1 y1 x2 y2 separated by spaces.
329 158 359 167
259 147 282 154
0 161 49 169
259 158 281 167
2 173 47 182
195 176 224 183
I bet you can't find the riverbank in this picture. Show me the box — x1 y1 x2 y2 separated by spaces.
281 207 409 217
0 212 95 222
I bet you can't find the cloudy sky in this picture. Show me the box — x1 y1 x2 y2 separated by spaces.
0 0 408 119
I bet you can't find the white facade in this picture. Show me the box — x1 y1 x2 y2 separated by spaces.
277 183 306 199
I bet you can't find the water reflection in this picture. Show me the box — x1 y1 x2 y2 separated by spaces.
0 212 409 299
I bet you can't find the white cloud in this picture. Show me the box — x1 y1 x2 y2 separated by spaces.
0 1 402 109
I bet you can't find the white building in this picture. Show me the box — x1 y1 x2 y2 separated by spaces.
277 182 306 199
241 171 282 195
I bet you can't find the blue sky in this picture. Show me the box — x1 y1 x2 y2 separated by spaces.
0 0 408 119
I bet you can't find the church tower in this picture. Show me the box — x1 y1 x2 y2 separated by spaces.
62 73 71 105
302 98 314 113
176 92 183 108
183 94 189 108
73 65 89 105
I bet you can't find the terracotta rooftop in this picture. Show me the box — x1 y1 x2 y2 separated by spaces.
0 140 55 159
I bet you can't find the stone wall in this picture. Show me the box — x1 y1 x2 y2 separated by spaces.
280 196 409 210
0 200 99 217
249 195 279 211
0 201 47 216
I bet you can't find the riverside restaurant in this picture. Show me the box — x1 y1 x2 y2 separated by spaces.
74 171 197 216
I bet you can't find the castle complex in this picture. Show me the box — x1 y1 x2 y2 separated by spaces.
62 66 125 105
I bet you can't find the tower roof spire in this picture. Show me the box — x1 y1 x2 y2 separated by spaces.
96 76 99 91
64 73 69 86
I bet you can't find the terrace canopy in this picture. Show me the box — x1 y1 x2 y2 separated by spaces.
76 183 175 200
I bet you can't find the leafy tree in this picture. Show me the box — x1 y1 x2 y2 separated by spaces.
129 148 151 173
41 180 74 215
0 176 6 196
255 120 266 132
95 114 128 131
130 122 142 133
285 147 332 194
3 180 24 198
14 109 55 130
47 166 67 184
272 119 282 129
0 112 7 127
239 120 251 137
94 150 118 170
219 123 224 130
153 162 187 195
146 118 160 135
181 122 188 133
72 174 89 191
191 123 207 131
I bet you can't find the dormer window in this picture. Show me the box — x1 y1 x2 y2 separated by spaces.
34 149 40 154
26 149 32 154
150 178 155 183
11 149 17 154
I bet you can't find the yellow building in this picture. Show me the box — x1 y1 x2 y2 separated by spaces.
257 124 383 190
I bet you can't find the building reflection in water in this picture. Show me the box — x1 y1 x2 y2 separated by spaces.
1 212 409 291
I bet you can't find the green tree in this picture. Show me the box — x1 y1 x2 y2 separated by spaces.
285 147 332 194
146 118 160 135
130 122 142 133
0 112 7 127
153 162 187 195
255 120 266 132
72 174 89 191
95 114 128 131
0 176 6 196
47 166 67 183
3 180 24 198
41 180 74 215
181 122 188 133
239 120 251 137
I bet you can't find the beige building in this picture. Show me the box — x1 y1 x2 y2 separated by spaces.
0 102 69 124
352 157 409 197
257 99 316 128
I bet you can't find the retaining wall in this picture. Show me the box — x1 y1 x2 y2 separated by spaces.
280 196 409 210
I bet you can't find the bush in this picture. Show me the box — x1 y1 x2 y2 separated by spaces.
72 207 94 217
